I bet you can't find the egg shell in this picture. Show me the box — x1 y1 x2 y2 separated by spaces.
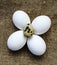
27 35 46 56
32 15 51 35
12 10 30 29
7 31 27 51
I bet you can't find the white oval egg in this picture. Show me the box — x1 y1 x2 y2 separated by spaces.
12 10 30 29
27 35 46 56
32 15 51 35
7 31 27 51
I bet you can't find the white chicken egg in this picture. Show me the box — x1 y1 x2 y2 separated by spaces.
32 15 51 35
7 31 27 51
27 35 46 56
12 10 30 29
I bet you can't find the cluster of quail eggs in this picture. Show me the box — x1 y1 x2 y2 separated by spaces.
7 10 51 56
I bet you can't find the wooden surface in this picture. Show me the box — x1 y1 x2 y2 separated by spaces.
0 0 57 65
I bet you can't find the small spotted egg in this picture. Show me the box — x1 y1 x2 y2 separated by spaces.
7 31 27 51
27 35 46 56
23 24 34 37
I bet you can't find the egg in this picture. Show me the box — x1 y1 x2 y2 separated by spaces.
12 10 30 29
32 15 51 35
23 24 34 37
27 35 46 56
7 31 27 51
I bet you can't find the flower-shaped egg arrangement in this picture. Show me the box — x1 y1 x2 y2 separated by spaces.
7 10 51 56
